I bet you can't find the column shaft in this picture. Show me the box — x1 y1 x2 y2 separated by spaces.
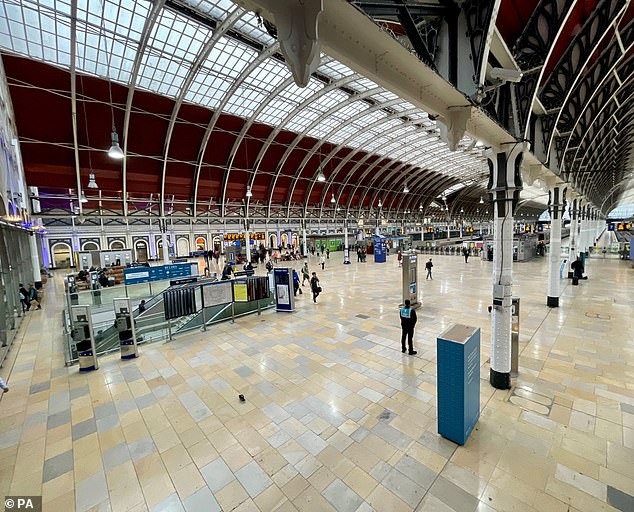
29 234 42 286
547 187 564 307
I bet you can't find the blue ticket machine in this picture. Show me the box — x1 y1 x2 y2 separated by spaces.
374 236 386 263
273 267 294 312
437 324 480 445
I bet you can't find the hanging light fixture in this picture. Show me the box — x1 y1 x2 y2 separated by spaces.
79 191 88 203
317 169 326 182
246 185 253 198
108 130 124 159
460 207 464 213
87 173 98 189
378 199 382 208
403 183 409 193
479 196 484 204
330 193 335 203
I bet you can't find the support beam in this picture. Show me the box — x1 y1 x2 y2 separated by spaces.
486 143 526 390
547 186 565 307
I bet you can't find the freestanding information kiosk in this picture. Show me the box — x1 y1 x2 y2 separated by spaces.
401 251 419 307
374 236 386 263
437 324 480 445
273 267 294 312
114 298 138 359
71 305 98 372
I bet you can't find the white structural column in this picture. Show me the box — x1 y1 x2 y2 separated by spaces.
29 234 42 286
343 221 350 264
568 198 577 278
547 186 565 308
245 222 251 262
487 144 525 390
161 232 170 264
580 205 589 255
302 223 307 256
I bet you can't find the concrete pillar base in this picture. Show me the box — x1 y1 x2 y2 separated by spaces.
547 296 559 308
489 368 511 390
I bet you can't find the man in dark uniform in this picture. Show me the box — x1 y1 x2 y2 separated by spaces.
399 299 417 355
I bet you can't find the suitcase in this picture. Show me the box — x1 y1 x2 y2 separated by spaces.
572 276 579 285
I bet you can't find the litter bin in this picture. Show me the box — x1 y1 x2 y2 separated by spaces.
511 297 519 378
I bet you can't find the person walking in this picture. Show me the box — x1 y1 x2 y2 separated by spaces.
320 254 325 270
28 284 41 310
301 262 310 285
397 250 402 267
326 248 330 260
463 247 469 263
19 284 29 313
425 258 433 280
310 272 321 303
292 269 302 296
399 299 417 355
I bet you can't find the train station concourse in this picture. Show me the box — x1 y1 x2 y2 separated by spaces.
0 0 633 511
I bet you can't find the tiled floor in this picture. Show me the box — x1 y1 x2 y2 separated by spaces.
1 250 633 512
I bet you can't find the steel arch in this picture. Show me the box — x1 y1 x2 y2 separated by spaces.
192 43 280 217
160 8 244 217
121 0 166 216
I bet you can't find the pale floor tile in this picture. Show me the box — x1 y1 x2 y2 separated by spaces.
2 253 633 512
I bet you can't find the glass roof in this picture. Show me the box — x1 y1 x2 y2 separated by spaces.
0 0 494 198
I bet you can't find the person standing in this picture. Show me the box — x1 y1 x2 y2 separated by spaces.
19 284 29 313
425 258 433 280
326 248 330 260
399 299 417 355
301 262 310 285
310 272 321 303
320 254 325 270
397 250 402 267
463 247 469 263
138 300 146 314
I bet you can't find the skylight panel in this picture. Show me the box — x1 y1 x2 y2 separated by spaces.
180 0 236 21
233 11 274 45
318 60 354 81
185 37 258 108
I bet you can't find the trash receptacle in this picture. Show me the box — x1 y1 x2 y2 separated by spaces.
511 297 519 378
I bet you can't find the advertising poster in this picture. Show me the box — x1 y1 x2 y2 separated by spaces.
233 281 248 302
276 284 290 305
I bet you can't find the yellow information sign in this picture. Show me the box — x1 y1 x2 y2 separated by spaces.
233 281 248 302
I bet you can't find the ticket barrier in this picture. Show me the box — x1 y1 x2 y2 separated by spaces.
71 306 98 371
114 298 138 360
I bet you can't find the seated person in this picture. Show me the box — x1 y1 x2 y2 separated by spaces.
77 270 88 282
98 273 109 288
244 262 254 272
221 264 234 280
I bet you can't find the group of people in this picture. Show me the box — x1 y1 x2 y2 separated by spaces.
291 262 322 303
18 283 41 313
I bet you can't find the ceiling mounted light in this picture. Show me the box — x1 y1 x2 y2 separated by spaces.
403 183 409 193
479 196 484 204
317 170 326 182
246 186 252 198
87 173 98 189
108 130 124 159
79 191 88 203
330 193 335 204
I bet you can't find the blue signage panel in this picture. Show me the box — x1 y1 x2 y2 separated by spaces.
607 223 615 231
374 237 386 263
124 263 194 285
273 268 294 312
437 324 480 445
